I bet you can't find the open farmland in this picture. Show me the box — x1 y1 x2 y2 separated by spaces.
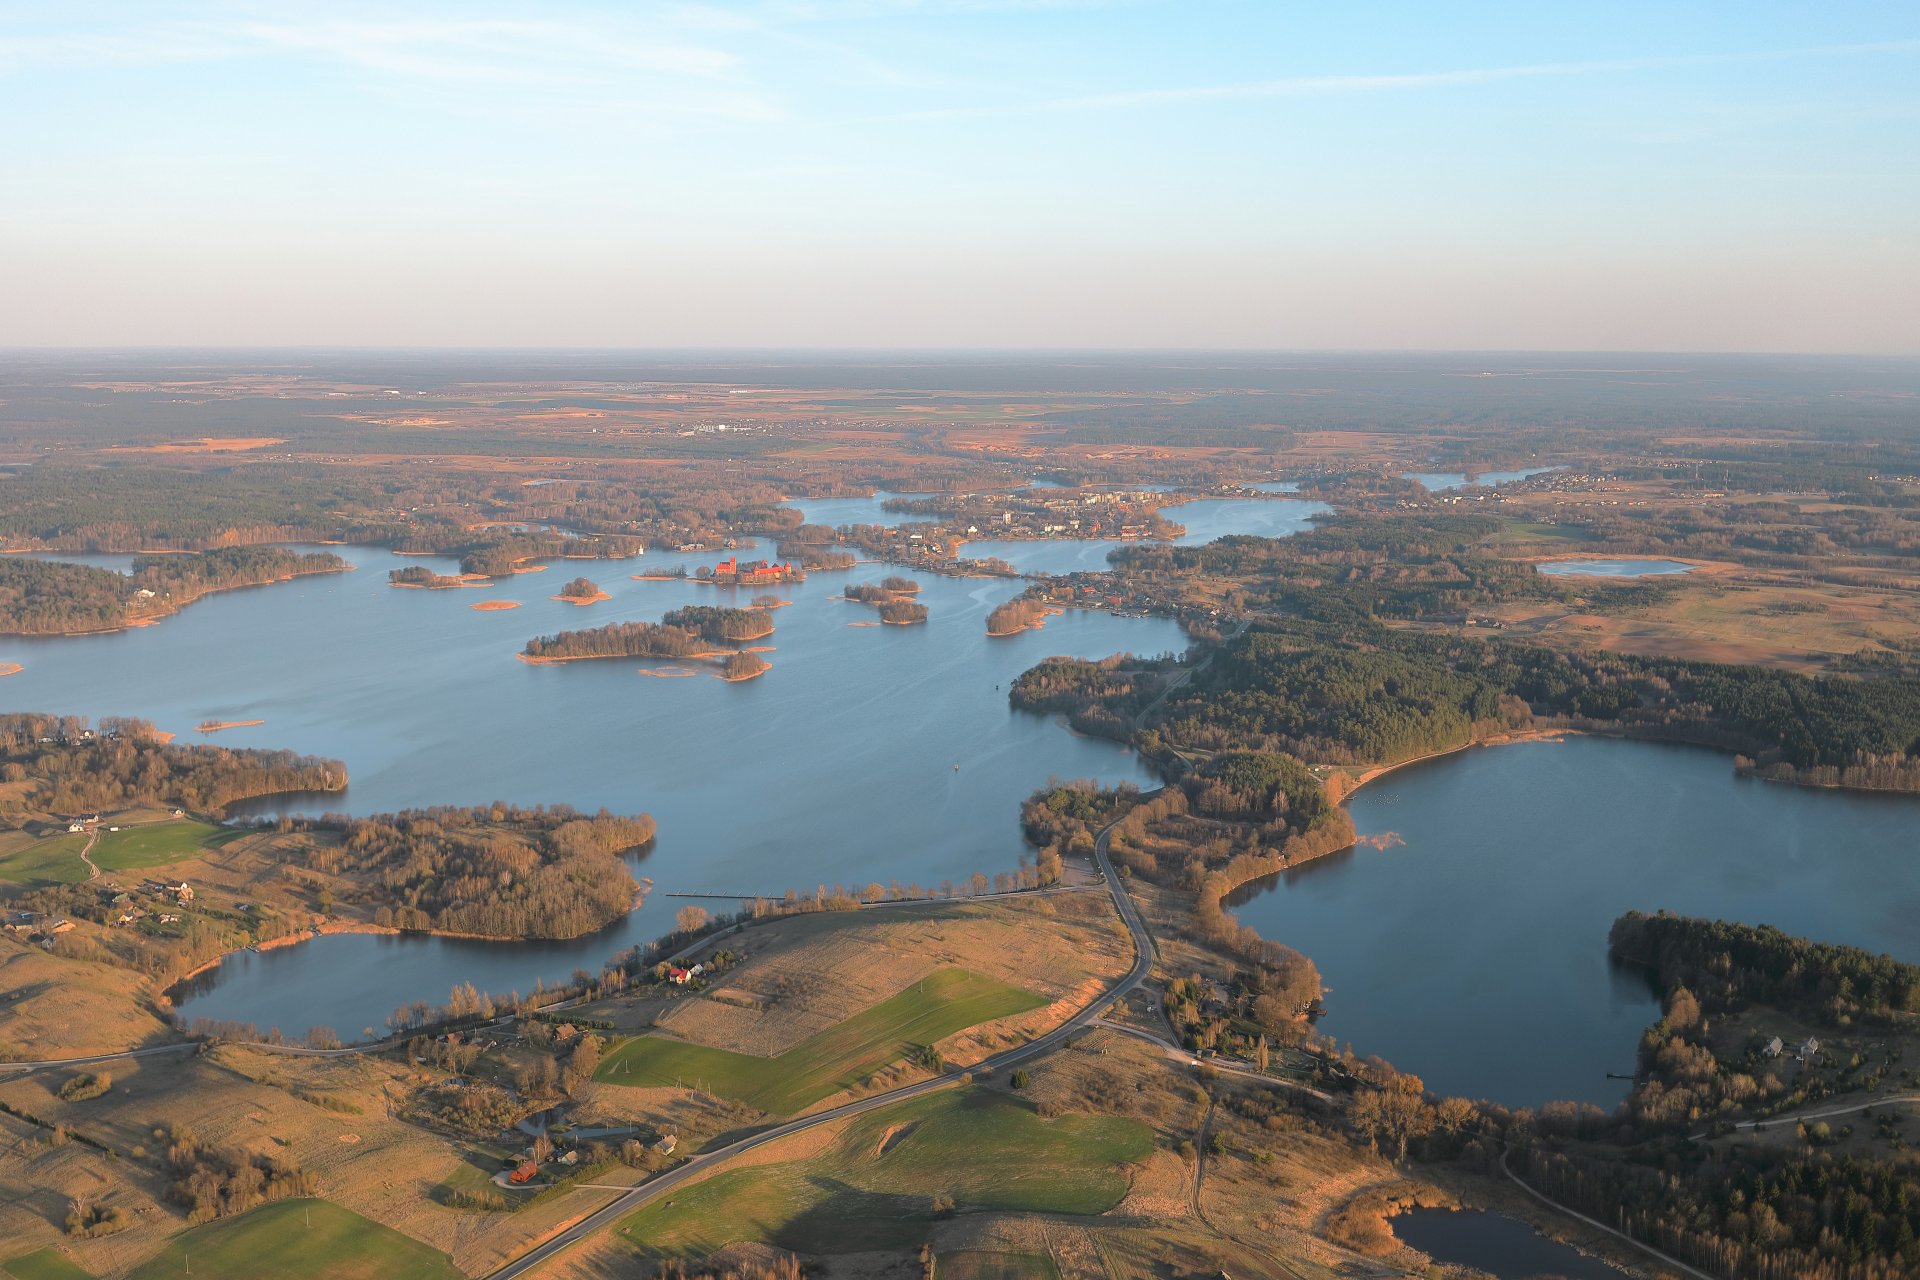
595 967 1046 1114
599 1087 1151 1258
126 1198 462 1280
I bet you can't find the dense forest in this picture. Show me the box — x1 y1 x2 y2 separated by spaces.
1511 1138 1920 1280
0 546 346 634
0 557 133 634
659 605 773 642
0 714 345 815
130 545 347 600
878 600 928 625
284 805 655 939
1611 911 1920 1023
559 576 602 599
1014 621 1920 789
521 621 704 661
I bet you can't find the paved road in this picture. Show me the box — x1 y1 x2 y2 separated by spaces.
483 816 1156 1279
0 1041 198 1074
1686 1092 1920 1143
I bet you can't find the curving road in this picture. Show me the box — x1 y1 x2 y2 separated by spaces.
483 816 1155 1279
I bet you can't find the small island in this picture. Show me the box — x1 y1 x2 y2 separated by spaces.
389 565 485 589
986 597 1054 636
696 555 803 586
720 652 772 682
840 578 929 625
553 576 611 605
520 621 706 662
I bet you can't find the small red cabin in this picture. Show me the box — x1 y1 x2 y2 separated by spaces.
509 1160 539 1185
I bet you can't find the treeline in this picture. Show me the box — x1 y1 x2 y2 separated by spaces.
459 533 643 578
878 600 928 625
0 545 346 634
559 576 602 599
1009 653 1165 739
129 546 347 601
660 605 773 642
0 557 133 634
0 714 346 814
1512 1142 1920 1280
284 805 655 939
522 621 703 660
1610 911 1920 1023
1105 512 1568 627
1022 619 1920 789
775 529 857 570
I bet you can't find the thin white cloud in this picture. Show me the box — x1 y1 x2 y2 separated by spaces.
888 39 1920 121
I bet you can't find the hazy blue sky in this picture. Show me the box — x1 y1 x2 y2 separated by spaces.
3 2 1916 350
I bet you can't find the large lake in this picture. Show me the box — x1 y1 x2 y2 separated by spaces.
1227 736 1920 1106
2 498 1304 1039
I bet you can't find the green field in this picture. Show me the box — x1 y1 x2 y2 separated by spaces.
938 1252 1062 1280
2 1249 94 1280
0 821 237 887
612 1087 1151 1256
595 967 1047 1114
127 1199 461 1280
92 821 238 873
0 836 92 886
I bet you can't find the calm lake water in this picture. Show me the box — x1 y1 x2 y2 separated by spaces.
1394 1209 1632 1280
1 500 1305 1038
1406 466 1561 491
1536 558 1696 577
1227 736 1920 1106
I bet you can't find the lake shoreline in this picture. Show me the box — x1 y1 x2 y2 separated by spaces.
165 881 654 1003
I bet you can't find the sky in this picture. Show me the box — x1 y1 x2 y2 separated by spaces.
2 1 1916 351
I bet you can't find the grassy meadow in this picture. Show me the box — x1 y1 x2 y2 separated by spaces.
595 967 1046 1114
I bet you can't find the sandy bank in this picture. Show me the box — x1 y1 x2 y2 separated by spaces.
551 590 612 606
847 621 881 628
630 574 687 582
0 663 20 677
471 600 522 611
197 719 266 733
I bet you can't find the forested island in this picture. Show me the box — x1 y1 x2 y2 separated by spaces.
986 597 1053 636
841 579 928 625
555 576 609 604
388 565 476 589
521 621 705 662
721 652 772 682
0 547 349 635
